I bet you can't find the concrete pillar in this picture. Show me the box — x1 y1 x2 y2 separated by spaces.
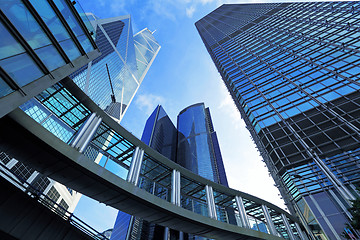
235 196 250 228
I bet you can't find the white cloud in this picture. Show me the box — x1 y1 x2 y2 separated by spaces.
218 83 243 129
140 0 177 22
135 93 165 115
186 5 196 18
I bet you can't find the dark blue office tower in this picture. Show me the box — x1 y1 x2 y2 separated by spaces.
177 103 228 187
111 104 229 240
142 105 177 161
111 105 178 240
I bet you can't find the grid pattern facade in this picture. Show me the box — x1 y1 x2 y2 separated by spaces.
70 17 160 122
11 162 35 182
196 2 360 239
0 0 95 99
46 186 61 203
0 152 11 165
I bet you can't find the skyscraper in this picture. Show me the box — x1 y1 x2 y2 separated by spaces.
196 2 360 239
177 103 230 240
111 105 177 240
111 103 229 240
71 14 160 122
177 103 228 187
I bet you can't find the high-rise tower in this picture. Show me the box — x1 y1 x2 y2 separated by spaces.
111 105 177 240
111 103 229 240
196 2 360 239
71 14 160 122
177 103 228 187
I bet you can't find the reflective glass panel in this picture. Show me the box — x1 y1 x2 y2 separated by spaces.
1 0 65 70
0 76 14 98
59 38 81 61
0 21 24 59
1 0 52 49
34 44 65 71
53 0 94 52
0 53 43 87
30 0 81 61
77 34 93 53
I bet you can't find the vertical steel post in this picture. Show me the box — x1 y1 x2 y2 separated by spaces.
71 113 95 147
235 196 250 228
126 147 144 185
127 147 139 182
281 213 296 240
78 116 102 153
132 148 144 186
70 113 102 153
171 170 181 206
262 205 278 236
205 185 217 219
170 170 182 240
295 222 307 240
163 227 169 240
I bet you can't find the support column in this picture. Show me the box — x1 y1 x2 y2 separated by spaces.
70 113 102 153
281 213 296 240
205 185 217 219
171 170 181 206
169 170 181 240
164 228 169 240
126 147 144 185
235 196 250 228
262 204 277 236
295 222 307 240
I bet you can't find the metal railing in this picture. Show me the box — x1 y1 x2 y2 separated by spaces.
0 161 108 240
14 79 308 239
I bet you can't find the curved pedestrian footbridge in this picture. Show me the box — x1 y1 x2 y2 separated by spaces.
0 79 307 240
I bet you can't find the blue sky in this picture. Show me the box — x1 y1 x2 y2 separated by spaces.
73 0 294 232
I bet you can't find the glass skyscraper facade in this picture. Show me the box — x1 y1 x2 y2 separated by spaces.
111 104 229 240
71 14 161 121
177 103 228 186
142 105 178 161
111 105 177 240
196 2 360 239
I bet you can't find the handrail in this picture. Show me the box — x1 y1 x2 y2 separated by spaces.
3 77 307 239
62 77 297 222
0 161 108 240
